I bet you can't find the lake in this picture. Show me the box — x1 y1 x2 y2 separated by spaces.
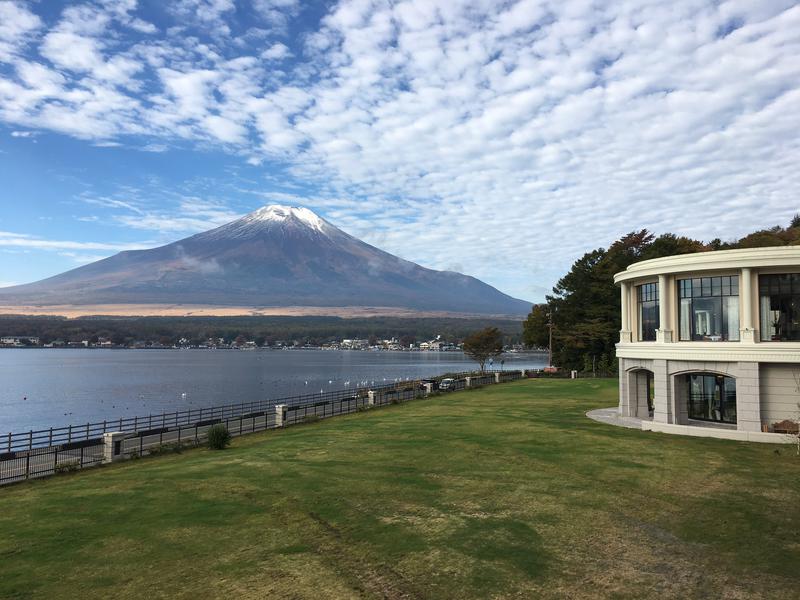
0 349 547 433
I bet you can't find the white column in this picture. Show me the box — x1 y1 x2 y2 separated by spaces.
619 282 631 343
102 431 127 463
736 362 761 431
740 267 755 343
274 404 286 427
656 274 672 343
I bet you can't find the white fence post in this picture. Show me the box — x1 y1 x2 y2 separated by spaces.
367 391 376 406
275 404 286 427
494 372 501 384
423 383 433 396
465 377 472 388
102 431 127 463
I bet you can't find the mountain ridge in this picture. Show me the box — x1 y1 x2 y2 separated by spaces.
0 205 531 316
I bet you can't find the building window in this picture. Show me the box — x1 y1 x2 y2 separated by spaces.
637 282 659 341
759 274 800 341
678 276 740 341
686 373 737 424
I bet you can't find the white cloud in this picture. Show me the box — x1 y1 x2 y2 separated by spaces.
252 0 300 34
260 42 291 60
0 1 799 299
0 1 42 63
0 230 151 252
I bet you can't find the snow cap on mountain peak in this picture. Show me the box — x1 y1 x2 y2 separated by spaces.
247 205 326 232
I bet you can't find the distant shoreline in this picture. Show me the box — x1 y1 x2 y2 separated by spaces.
0 303 526 320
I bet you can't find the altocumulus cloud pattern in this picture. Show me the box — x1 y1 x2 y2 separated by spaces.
0 0 798 300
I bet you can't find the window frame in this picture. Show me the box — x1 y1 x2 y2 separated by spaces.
636 282 659 342
759 273 800 342
677 276 740 342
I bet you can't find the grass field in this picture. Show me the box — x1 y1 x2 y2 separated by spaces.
1 379 798 599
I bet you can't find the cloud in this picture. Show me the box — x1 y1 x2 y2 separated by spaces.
0 1 799 299
260 42 291 60
0 1 42 63
0 230 151 252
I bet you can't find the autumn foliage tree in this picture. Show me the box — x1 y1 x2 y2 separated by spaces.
523 217 800 373
463 327 504 371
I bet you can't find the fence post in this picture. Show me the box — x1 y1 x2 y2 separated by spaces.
275 404 286 427
367 391 376 406
494 372 501 384
465 377 472 388
423 383 433 396
102 432 127 463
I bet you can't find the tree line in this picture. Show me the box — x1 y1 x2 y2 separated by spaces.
523 216 800 375
0 314 525 347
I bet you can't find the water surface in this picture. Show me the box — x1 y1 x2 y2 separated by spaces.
0 349 546 433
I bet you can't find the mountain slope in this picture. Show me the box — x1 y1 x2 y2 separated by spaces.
0 205 531 316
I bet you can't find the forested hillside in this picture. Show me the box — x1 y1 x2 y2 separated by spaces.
523 217 800 373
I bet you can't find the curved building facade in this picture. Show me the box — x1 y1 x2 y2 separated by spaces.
614 247 799 442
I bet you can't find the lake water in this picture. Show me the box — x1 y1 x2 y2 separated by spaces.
0 349 547 433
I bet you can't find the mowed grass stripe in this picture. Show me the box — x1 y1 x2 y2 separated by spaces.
0 379 798 599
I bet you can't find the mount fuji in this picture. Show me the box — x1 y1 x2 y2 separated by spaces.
0 206 531 316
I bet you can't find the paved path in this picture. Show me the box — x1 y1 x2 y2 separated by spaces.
586 407 644 430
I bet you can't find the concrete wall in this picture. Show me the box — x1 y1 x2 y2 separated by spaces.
620 357 769 433
760 364 800 426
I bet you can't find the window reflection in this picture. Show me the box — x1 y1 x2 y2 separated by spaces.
678 276 739 341
637 282 659 341
687 374 737 424
759 274 800 341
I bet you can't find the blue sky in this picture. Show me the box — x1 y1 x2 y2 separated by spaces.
0 0 799 302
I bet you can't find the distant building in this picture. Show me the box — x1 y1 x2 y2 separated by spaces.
0 336 40 346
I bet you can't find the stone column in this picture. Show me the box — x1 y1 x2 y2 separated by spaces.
619 282 631 343
465 377 472 388
423 383 434 396
635 371 650 418
102 431 127 464
618 359 630 416
651 359 671 423
736 362 761 432
740 268 756 343
367 391 376 406
274 404 286 427
494 372 501 383
656 274 672 343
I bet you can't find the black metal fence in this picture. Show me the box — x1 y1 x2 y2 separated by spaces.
1 369 528 485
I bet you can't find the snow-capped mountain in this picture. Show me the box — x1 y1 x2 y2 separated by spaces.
0 205 531 315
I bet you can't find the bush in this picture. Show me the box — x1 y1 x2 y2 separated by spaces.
207 424 232 450
54 459 80 474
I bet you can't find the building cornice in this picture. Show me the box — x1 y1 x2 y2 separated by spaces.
614 247 800 284
616 341 800 363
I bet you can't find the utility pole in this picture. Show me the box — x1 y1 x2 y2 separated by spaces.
547 310 554 368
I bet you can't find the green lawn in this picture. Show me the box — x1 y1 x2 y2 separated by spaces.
1 379 799 599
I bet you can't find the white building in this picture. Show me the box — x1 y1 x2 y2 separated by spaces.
614 247 800 442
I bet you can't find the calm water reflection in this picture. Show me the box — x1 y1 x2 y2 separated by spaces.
0 349 546 433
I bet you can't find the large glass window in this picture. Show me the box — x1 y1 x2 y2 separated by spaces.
759 274 800 341
687 374 737 424
678 276 740 341
637 282 659 341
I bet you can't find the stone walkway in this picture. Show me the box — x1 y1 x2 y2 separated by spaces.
585 407 644 430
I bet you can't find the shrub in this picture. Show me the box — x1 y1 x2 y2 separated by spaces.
147 442 188 456
207 424 232 450
54 459 80 474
